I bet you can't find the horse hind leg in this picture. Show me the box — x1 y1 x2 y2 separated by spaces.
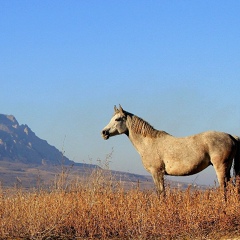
216 166 231 188
213 159 232 200
214 158 232 186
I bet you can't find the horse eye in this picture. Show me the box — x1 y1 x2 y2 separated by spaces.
115 117 121 121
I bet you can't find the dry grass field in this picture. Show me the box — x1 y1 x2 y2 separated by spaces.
0 153 240 239
0 166 239 240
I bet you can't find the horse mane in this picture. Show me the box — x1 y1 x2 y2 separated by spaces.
130 115 167 138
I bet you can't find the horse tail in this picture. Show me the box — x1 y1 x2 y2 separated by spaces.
233 135 240 177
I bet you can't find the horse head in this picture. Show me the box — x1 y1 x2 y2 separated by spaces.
101 105 128 140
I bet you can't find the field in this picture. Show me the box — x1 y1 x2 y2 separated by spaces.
0 165 240 240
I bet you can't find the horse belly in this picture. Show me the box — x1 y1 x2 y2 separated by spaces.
165 156 211 176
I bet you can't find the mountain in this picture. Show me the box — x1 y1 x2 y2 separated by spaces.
0 114 103 187
0 114 79 166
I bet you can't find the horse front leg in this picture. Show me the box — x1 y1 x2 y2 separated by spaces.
151 168 165 197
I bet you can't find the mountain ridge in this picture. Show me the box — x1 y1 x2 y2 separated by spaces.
0 114 81 166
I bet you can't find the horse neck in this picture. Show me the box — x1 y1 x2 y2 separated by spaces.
126 114 167 153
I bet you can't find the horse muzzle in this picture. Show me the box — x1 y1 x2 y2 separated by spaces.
101 130 110 140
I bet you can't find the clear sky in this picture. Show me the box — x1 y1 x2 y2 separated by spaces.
1 1 240 186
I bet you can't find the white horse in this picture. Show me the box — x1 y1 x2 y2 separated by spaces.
101 105 240 196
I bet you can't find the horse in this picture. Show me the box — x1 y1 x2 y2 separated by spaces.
101 105 240 196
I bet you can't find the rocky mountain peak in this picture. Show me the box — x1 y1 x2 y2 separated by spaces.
0 114 19 128
0 114 74 166
0 114 20 135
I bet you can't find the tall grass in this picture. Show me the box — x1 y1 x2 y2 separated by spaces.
0 167 239 239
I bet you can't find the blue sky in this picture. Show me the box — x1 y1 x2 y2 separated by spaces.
1 1 240 185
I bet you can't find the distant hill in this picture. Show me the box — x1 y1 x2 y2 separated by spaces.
0 114 86 166
0 114 100 187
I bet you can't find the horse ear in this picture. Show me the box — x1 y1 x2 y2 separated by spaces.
119 104 124 113
114 105 118 112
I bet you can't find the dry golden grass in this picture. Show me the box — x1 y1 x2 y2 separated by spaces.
0 168 239 239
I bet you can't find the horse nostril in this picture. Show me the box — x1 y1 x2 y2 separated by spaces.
101 130 110 140
102 130 107 135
